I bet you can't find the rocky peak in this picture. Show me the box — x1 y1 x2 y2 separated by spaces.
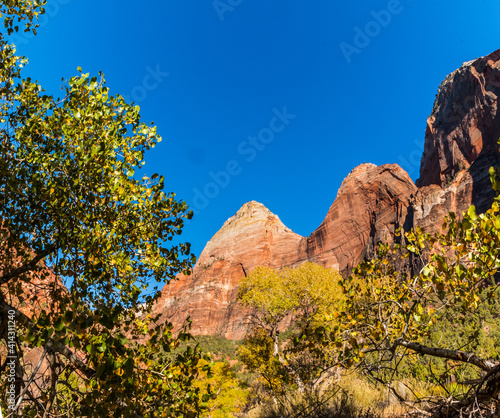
198 200 300 269
209 201 288 243
417 49 500 187
305 163 417 272
232 200 271 217
151 200 304 339
336 163 408 188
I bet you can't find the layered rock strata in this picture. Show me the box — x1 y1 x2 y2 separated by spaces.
417 49 500 188
303 163 417 272
152 201 303 338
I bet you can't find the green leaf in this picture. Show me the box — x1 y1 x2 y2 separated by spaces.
54 318 65 332
467 205 477 221
123 357 134 378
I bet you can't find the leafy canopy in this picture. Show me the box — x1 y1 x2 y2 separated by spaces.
0 2 210 417
238 262 344 330
238 262 345 397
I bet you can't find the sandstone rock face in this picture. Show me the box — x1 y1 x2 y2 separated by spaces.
414 151 499 234
0 242 65 320
414 49 500 230
154 49 500 340
151 201 304 339
154 166 419 338
303 164 417 272
417 49 500 188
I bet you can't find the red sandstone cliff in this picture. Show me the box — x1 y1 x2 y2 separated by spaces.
414 49 500 233
153 49 500 340
152 201 303 338
417 49 500 188
303 163 417 273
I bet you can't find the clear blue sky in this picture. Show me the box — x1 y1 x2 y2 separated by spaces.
12 0 500 260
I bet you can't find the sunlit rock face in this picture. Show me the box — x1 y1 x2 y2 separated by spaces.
417 49 500 188
303 163 417 273
414 49 500 231
151 201 304 339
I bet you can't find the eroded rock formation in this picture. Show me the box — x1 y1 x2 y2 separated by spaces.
414 49 500 232
303 163 417 272
152 201 303 338
418 49 500 188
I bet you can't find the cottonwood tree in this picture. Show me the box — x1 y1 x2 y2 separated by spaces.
237 262 344 399
332 164 500 415
0 2 210 417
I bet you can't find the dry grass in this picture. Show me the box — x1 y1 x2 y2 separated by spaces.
242 371 413 417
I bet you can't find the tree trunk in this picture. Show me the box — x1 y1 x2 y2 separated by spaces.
272 328 306 393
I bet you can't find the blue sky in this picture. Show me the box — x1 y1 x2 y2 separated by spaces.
12 0 500 260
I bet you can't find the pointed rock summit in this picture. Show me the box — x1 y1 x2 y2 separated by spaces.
151 201 303 338
199 200 304 275
305 163 417 272
153 49 500 339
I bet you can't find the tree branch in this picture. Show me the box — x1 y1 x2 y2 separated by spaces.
0 243 57 285
13 345 48 413
0 297 95 379
42 349 57 418
393 338 498 372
